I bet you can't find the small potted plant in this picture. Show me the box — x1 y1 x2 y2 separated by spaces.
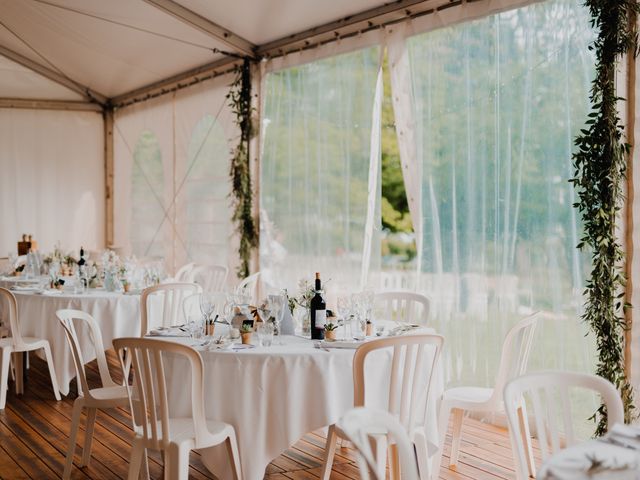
240 323 253 345
324 322 338 341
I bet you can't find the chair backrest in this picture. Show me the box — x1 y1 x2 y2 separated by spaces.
140 283 202 336
374 291 430 325
338 407 420 480
56 309 118 397
0 287 27 349
191 264 228 293
174 262 195 282
353 334 444 434
490 311 541 404
504 371 624 480
235 271 260 304
113 337 209 450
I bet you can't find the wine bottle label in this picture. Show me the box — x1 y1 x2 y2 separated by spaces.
315 309 326 329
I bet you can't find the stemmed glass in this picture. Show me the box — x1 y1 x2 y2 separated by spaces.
337 295 352 339
199 293 216 337
267 294 285 344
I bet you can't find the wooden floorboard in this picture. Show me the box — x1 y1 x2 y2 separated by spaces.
0 352 523 479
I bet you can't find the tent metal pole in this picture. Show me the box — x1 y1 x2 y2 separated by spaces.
0 45 107 105
104 107 115 247
0 98 102 112
111 56 240 109
142 0 256 56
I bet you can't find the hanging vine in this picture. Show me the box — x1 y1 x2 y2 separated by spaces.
228 57 258 279
571 0 638 434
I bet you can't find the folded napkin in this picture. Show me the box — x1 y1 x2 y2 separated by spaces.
40 289 63 296
10 285 42 292
147 327 189 337
319 339 364 349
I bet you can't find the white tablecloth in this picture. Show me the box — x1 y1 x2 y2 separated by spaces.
538 438 640 479
1 288 141 395
161 333 444 480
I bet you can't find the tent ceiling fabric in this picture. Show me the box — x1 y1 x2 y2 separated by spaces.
0 0 229 98
0 0 392 101
174 0 391 45
0 54 84 101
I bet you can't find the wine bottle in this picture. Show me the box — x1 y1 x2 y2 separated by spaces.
310 272 326 340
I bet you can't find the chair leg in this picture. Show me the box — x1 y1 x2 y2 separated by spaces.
165 443 189 480
388 444 401 480
128 438 146 480
139 449 150 480
319 424 339 480
412 433 430 480
225 431 243 480
12 351 23 395
368 435 388 480
81 408 97 466
431 403 452 476
517 405 536 478
0 348 11 410
449 408 464 468
42 343 61 401
64 399 84 480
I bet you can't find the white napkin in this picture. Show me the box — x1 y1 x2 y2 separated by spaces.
147 328 189 337
319 339 364 349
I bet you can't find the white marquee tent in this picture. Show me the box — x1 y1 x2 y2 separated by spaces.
2 0 640 395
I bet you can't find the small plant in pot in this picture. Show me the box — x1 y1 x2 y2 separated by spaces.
240 323 253 345
324 322 338 341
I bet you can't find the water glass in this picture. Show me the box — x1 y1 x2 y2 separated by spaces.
257 323 274 347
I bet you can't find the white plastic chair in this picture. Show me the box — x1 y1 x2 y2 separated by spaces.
113 337 242 480
338 407 420 480
56 309 129 480
320 334 444 480
235 272 260 304
140 283 202 336
191 264 228 293
433 312 541 476
375 291 430 325
0 287 60 409
174 262 195 282
504 371 624 480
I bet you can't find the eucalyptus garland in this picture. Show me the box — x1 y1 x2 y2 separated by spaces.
228 58 258 279
571 0 638 435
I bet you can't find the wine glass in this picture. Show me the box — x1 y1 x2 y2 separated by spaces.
267 294 285 344
337 295 352 339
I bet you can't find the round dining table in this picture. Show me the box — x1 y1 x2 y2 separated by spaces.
0 282 141 395
160 331 444 480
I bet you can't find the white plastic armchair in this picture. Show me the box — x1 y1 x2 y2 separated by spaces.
505 371 624 480
338 407 420 480
140 283 202 336
375 291 430 325
113 337 242 480
235 272 260 304
191 264 228 293
56 309 129 479
173 262 195 282
0 287 60 409
433 311 541 477
320 334 444 480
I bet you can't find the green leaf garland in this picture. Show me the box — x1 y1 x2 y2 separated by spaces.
228 58 258 279
571 0 639 435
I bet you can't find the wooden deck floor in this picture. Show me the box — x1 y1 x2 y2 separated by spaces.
0 353 524 480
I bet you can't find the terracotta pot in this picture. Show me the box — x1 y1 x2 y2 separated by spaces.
365 322 373 336
206 323 215 336
241 332 252 345
325 330 336 340
123 283 130 293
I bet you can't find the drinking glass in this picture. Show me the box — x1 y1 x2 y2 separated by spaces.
267 294 285 342
337 295 352 339
199 293 217 337
257 323 274 347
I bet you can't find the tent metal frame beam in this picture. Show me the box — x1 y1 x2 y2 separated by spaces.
142 0 256 57
0 97 102 112
111 55 240 109
256 0 451 57
0 45 107 105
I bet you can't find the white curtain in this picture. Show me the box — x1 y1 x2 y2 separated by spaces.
0 108 104 255
259 35 383 300
113 74 239 283
388 0 596 390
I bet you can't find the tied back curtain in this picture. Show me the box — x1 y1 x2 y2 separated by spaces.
113 74 239 281
393 0 596 387
260 45 382 295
